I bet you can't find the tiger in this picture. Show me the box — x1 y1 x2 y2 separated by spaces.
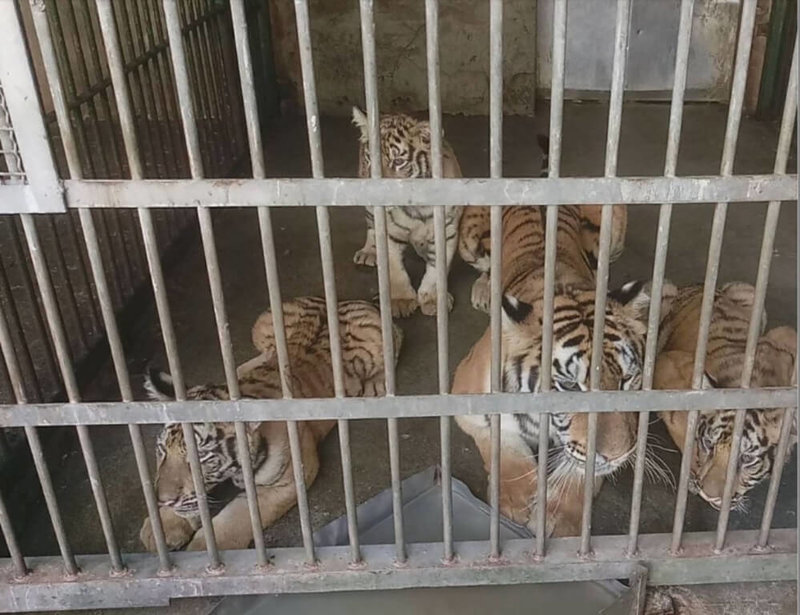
451 204 667 538
351 107 463 317
651 280 797 511
457 133 628 312
139 297 402 552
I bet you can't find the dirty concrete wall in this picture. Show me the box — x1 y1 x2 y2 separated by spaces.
270 0 739 117
268 0 536 116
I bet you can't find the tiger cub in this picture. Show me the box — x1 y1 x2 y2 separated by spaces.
139 298 402 552
651 281 797 511
457 134 628 312
352 107 463 317
451 204 664 537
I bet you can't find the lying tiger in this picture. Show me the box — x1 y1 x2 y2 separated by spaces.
651 280 797 511
452 201 669 537
140 297 402 552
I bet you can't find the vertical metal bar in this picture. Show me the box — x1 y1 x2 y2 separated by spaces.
96 0 223 567
0 490 26 577
537 0 566 558
30 1 173 570
19 215 125 573
714 41 797 552
671 0 758 553
290 0 357 565
488 0 503 560
356 0 405 563
580 0 632 557
758 409 796 546
424 0 453 562
627 0 695 556
164 0 267 564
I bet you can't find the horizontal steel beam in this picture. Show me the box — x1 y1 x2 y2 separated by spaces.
0 387 794 427
0 184 35 214
63 174 797 209
0 529 794 612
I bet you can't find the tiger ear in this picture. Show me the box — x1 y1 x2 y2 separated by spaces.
610 279 677 324
501 294 533 326
701 371 718 389
351 106 369 143
144 367 175 401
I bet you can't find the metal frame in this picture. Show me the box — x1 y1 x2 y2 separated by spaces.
0 1 63 213
0 0 796 611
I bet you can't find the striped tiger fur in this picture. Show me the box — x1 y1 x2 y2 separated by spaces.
451 200 669 537
650 281 797 511
457 134 628 312
352 107 463 317
139 297 402 552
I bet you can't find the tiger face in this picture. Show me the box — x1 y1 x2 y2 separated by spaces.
500 280 655 476
657 325 797 511
144 370 267 518
352 107 432 178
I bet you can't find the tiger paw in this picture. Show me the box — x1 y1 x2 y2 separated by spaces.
470 273 490 313
418 289 454 316
353 246 377 267
391 296 419 318
140 509 197 552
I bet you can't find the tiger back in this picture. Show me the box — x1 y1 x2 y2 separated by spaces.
139 297 401 552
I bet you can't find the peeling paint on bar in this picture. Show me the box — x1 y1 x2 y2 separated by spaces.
0 387 793 427
63 175 797 209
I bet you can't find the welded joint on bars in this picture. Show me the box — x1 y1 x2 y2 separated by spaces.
204 563 227 576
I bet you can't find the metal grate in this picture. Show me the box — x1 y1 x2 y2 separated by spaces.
0 0 796 612
0 84 26 183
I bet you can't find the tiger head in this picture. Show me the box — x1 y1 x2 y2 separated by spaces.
143 368 270 518
657 326 797 511
352 106 432 178
500 280 672 477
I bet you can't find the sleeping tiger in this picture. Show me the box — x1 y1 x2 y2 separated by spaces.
651 280 797 511
457 135 628 312
139 297 402 552
451 203 666 537
351 107 463 317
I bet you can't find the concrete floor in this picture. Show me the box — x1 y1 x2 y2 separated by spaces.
5 102 796 613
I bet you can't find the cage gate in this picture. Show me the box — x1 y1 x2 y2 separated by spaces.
0 0 797 612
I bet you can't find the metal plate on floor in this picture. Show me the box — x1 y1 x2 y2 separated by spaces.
211 466 632 615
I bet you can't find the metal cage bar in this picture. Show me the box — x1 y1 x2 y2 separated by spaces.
536 0 568 557
163 0 267 565
714 40 799 552
95 0 221 569
670 0 759 553
627 0 696 555
358 0 406 564
30 1 174 571
424 0 454 563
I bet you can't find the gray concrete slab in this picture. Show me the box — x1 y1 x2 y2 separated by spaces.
7 102 796 614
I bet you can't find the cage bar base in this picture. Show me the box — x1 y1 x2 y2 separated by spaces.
0 529 793 612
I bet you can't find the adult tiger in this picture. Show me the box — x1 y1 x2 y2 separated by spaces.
651 281 797 511
451 203 665 538
139 297 402 551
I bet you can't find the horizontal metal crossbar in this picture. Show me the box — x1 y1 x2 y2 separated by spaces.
0 387 794 427
0 529 794 612
64 174 797 208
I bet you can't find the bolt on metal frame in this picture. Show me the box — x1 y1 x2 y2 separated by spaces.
0 0 796 611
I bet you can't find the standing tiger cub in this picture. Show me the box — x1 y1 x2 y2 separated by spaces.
139 298 402 552
352 107 463 317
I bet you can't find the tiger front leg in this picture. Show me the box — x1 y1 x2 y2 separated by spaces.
417 228 457 316
387 238 419 317
184 482 301 551
353 227 377 267
140 506 200 552
470 272 491 313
